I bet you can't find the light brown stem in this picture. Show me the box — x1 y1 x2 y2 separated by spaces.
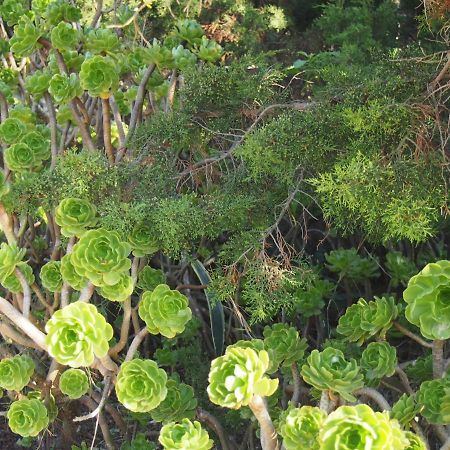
125 328 148 361
0 203 16 244
78 282 95 302
109 298 131 358
31 283 53 315
0 322 41 349
101 98 114 164
354 388 391 411
15 267 31 318
248 395 279 450
393 322 433 348
433 340 445 379
197 408 232 450
44 93 58 169
290 363 301 406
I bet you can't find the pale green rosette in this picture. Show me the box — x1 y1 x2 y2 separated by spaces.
115 359 167 412
7 398 49 437
136 266 166 291
4 142 39 172
85 28 119 54
360 341 397 384
207 347 278 409
391 394 421 429
138 284 192 338
404 431 427 450
50 22 79 51
417 378 450 424
0 355 34 391
159 419 213 450
0 243 26 283
60 254 88 291
128 223 159 257
40 261 63 292
3 262 35 294
0 117 26 145
98 273 133 302
59 368 89 399
20 131 50 161
9 16 42 57
45 302 113 367
79 55 119 99
55 197 97 237
49 73 83 104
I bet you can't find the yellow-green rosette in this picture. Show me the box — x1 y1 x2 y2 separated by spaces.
4 142 39 172
128 223 159 257
115 358 167 412
59 368 89 399
0 243 26 284
50 22 79 51
40 261 63 292
7 398 49 437
0 117 26 145
391 394 421 429
3 262 35 294
0 355 34 391
60 254 88 291
9 16 42 57
360 341 397 385
207 347 278 409
417 378 450 424
45 302 113 367
404 431 427 450
138 284 192 338
20 131 50 161
48 73 83 104
55 198 97 237
98 273 133 302
79 55 119 99
136 266 166 291
159 419 213 450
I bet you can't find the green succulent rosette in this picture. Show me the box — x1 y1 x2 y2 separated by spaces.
4 142 40 172
49 73 83 104
115 358 167 412
98 273 134 302
9 106 35 125
0 117 26 145
172 46 197 69
136 266 166 291
7 398 49 437
404 431 427 450
55 198 97 237
0 355 34 391
146 40 174 69
159 419 213 450
70 228 131 287
50 22 79 51
150 379 197 424
386 251 417 288
40 261 63 292
3 262 35 294
79 55 119 99
60 254 88 291
128 223 159 257
403 260 450 340
175 20 204 46
121 433 156 450
301 347 364 401
325 248 380 281
59 368 90 399
360 341 397 384
227 339 266 353
391 394 421 429
9 16 42 57
45 0 81 24
0 0 26 26
318 404 409 450
263 323 307 373
417 378 450 424
0 243 26 284
138 284 192 338
21 131 50 161
27 390 58 423
337 296 399 345
279 406 325 450
85 28 119 54
207 347 278 409
45 301 113 367
195 36 223 63
405 355 433 385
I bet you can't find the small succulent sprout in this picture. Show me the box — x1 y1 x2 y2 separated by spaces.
55 197 97 237
60 254 88 291
318 404 409 450
279 406 326 450
121 433 157 450
4 142 40 172
391 394 422 429
294 278 332 318
417 378 450 424
325 248 380 281
7 398 49 437
150 379 198 424
98 273 134 302
49 73 83 104
70 228 131 287
404 431 427 450
79 55 120 99
263 323 307 373
0 117 26 145
128 223 159 257
360 341 397 384
50 22 79 51
9 16 42 57
59 368 89 399
159 419 213 450
136 266 166 291
385 251 417 288
403 260 450 340
337 296 399 345
195 36 223 63
40 261 63 292
85 28 119 54
175 20 204 46
0 355 34 391
0 243 26 284
115 359 167 412
3 262 35 294
138 284 192 338
45 301 113 367
20 131 50 161
301 347 364 401
207 347 278 409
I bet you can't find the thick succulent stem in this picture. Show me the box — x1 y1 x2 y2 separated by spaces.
197 408 233 450
433 339 445 378
101 97 114 164
248 395 279 450
15 267 31 318
290 362 301 406
354 388 391 411
125 327 149 361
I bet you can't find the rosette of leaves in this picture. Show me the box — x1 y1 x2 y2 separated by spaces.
146 40 174 70
55 198 97 237
391 394 421 429
45 0 81 25
9 106 35 125
195 37 223 63
115 359 167 412
159 419 213 450
4 142 39 172
301 347 364 401
403 260 450 340
9 16 42 57
0 355 34 391
318 404 409 450
79 55 119 99
128 223 159 257
360 342 397 384
138 284 192 338
404 432 427 450
417 378 450 424
45 301 113 367
0 0 26 26
40 261 63 292
337 296 399 345
386 251 417 288
172 46 197 70
294 278 332 318
405 355 433 385
227 339 266 353
150 379 197 424
0 117 26 145
207 347 278 409
263 323 307 373
3 262 34 294
98 273 134 302
0 243 26 283
27 390 58 423
136 266 166 291
175 20 204 46
7 398 49 437
21 131 50 161
49 73 83 104
60 254 87 290
59 369 89 399
50 22 79 51
25 70 52 98
121 433 156 450
70 228 131 286
279 406 326 450
85 28 119 54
